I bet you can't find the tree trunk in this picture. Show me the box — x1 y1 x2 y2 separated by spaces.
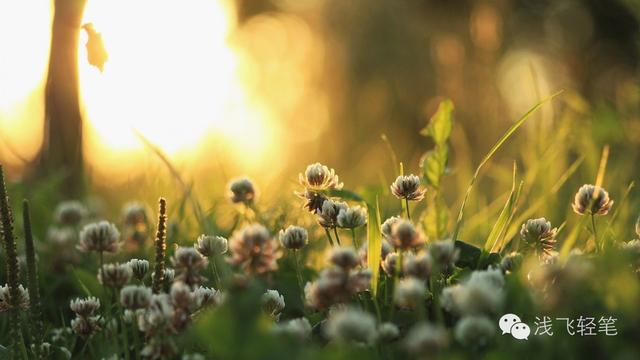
38 0 87 198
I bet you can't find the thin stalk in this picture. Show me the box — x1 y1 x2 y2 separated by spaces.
22 200 44 359
351 228 359 249
333 227 341 246
591 214 599 252
210 259 221 289
324 227 335 247
293 250 306 308
405 198 411 221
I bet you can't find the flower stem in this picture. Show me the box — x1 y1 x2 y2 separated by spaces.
351 228 359 249
210 258 222 289
333 226 342 246
294 250 306 308
591 214 599 252
324 228 335 247
405 198 411 221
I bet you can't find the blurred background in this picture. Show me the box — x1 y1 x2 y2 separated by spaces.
1 0 639 243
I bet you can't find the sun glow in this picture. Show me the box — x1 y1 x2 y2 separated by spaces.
79 0 271 166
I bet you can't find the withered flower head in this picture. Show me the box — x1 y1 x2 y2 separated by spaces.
279 225 308 250
390 220 424 250
298 163 343 192
229 177 257 205
390 175 426 201
520 218 557 259
572 184 614 216
194 235 228 257
228 224 280 275
77 221 121 253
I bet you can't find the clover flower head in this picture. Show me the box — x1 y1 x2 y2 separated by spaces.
390 174 426 201
405 323 449 354
390 220 424 250
520 218 557 259
297 189 328 214
381 216 401 240
304 266 369 310
194 286 224 308
69 296 100 317
272 318 312 341
428 240 459 274
381 252 400 277
403 252 432 280
128 259 150 281
71 316 101 338
394 277 426 309
0 284 29 312
572 184 614 216
170 281 195 309
262 289 285 321
317 200 349 228
229 224 280 275
376 322 400 343
324 307 377 345
47 227 77 246
442 269 504 316
279 226 308 250
54 200 88 226
454 316 496 348
172 247 209 286
120 285 152 310
78 221 121 253
328 247 360 270
500 252 523 273
194 235 228 257
299 163 343 191
122 202 149 227
229 177 257 205
98 262 132 289
337 206 367 229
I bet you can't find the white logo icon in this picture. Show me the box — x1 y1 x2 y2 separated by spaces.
499 313 530 340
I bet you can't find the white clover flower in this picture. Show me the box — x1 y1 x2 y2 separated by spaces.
229 177 257 205
54 200 88 226
71 316 101 338
121 202 149 227
454 315 495 348
328 247 360 270
98 263 132 289
229 224 280 275
194 235 228 257
120 285 152 310
404 322 449 354
381 216 401 240
78 221 121 253
441 268 504 316
381 252 400 277
299 163 343 191
193 286 224 308
272 318 312 341
394 277 426 309
69 296 100 317
390 220 424 250
128 259 150 281
317 200 348 228
376 322 400 343
572 184 614 215
500 252 523 273
324 307 377 345
520 218 557 259
390 175 426 201
279 226 308 250
262 289 285 321
172 247 209 287
170 281 195 310
0 284 29 312
428 240 459 274
403 252 432 280
337 206 367 229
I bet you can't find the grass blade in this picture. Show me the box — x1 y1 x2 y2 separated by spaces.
367 196 382 296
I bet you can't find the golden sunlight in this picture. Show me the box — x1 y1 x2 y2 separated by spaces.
79 0 270 162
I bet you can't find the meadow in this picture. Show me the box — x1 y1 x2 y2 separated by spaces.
1 94 640 360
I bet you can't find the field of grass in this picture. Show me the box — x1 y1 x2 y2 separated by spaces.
1 94 639 360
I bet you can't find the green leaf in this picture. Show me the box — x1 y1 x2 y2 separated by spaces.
451 90 563 242
421 99 454 145
422 146 448 189
423 195 449 239
325 188 364 202
454 240 482 268
366 196 382 296
484 163 523 252
71 267 104 298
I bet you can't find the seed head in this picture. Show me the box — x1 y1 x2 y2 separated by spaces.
405 323 449 354
78 221 121 253
394 277 426 309
317 200 348 228
337 206 367 229
454 315 495 348
120 285 152 310
0 284 29 312
390 175 426 201
520 218 557 260
229 177 257 205
324 307 377 345
377 322 400 343
54 200 88 226
279 226 308 250
194 235 228 257
572 184 614 216
299 163 343 191
98 263 132 289
390 220 424 250
128 259 150 281
328 247 360 270
228 224 280 275
262 289 285 321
